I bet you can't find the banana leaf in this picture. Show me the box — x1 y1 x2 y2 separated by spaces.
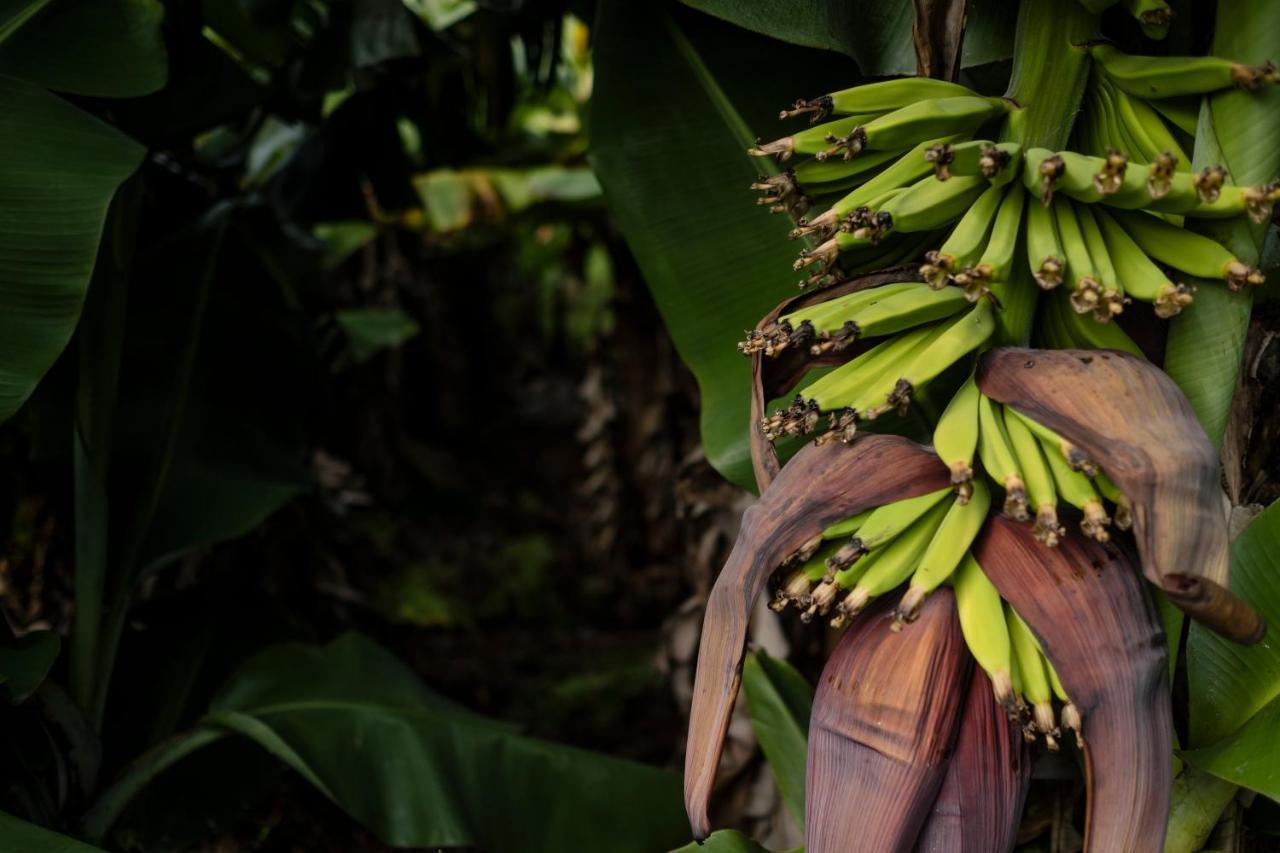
0 812 104 853
742 650 812 828
84 633 689 852
591 1 862 488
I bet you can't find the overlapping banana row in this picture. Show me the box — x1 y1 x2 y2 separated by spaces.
750 44 1275 317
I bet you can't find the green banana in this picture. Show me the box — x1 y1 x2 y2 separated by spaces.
834 496 952 623
749 113 883 161
821 507 874 540
876 174 988 236
770 539 842 612
952 552 1015 707
1023 148 1139 204
1106 79 1191 175
1044 655 1082 747
927 140 1022 184
823 486 953 573
1025 190 1065 289
1093 207 1195 317
791 136 964 239
786 146 902 192
1002 404 1064 546
1051 197 1106 317
745 281 921 357
1005 406 1099 475
1040 431 1111 542
825 96 1006 160
1088 42 1280 98
854 300 995 420
1075 203 1128 322
978 391 1028 520
1094 470 1134 531
919 182 1007 288
895 477 992 625
779 77 976 124
966 184 1027 297
1053 292 1147 357
1008 605 1060 748
1106 207 1264 290
932 374 982 502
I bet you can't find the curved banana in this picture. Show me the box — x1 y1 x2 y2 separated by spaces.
952 551 1015 706
1040 430 1111 542
1004 404 1098 475
748 113 883 161
1055 292 1147 357
932 374 982 501
780 77 976 123
1025 190 1065 289
1106 207 1264 290
920 183 1008 288
1094 207 1194 317
978 391 1027 520
895 477 992 624
1088 42 1280 97
968 185 1027 297
788 284 970 356
1043 655 1082 747
1094 469 1134 530
823 485 953 573
821 507 873 540
1007 604 1060 748
1003 404 1064 546
927 140 1022 184
878 174 989 235
832 96 1007 159
1051 197 1106 317
1075 203 1128 322
836 497 952 621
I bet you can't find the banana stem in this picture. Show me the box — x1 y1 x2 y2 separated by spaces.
1003 0 1096 150
1163 767 1238 853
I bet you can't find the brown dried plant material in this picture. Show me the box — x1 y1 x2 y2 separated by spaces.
683 435 951 839
806 590 971 853
915 667 1032 852
976 347 1264 644
975 515 1172 853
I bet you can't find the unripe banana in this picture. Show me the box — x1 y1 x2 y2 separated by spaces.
1004 406 1099 475
968 185 1027 297
1088 42 1280 97
1040 431 1111 542
927 140 1022 184
1051 197 1106 317
1075 204 1128 322
1007 605 1060 748
1002 405 1064 546
1106 207 1264 290
920 183 1007 288
823 485 952 574
832 96 1007 160
978 392 1028 521
894 478 992 626
792 135 965 239
1043 655 1082 747
1024 191 1065 289
749 113 883 161
779 77 976 124
1023 148 1141 205
1093 470 1134 530
854 300 995 419
822 507 873 540
834 497 952 623
770 539 841 612
748 281 921 357
932 375 981 501
1093 207 1194 317
952 552 1015 707
1106 79 1191 174
782 146 903 196
769 283 969 357
1054 292 1147 357
878 174 988 235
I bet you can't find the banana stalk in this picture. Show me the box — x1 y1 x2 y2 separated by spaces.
806 590 971 853
974 514 1172 852
683 436 951 838
976 346 1264 643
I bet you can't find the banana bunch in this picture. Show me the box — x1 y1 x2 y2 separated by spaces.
933 383 1132 546
769 478 989 627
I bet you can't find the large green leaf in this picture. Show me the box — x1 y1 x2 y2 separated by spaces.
0 631 59 703
741 651 811 828
678 0 1018 77
0 812 104 852
1184 500 1280 794
671 829 780 852
590 2 861 488
0 77 143 425
1164 1 1280 446
0 0 167 96
85 633 689 852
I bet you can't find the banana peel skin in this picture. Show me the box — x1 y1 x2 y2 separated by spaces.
806 590 971 853
976 346 1264 644
915 667 1032 853
683 435 951 839
975 514 1172 852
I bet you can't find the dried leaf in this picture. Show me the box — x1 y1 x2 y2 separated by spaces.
806 590 971 852
684 435 951 838
976 347 1263 644
975 514 1172 852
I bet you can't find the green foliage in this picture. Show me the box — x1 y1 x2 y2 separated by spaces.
742 651 811 828
0 631 59 702
86 634 690 852
0 811 104 853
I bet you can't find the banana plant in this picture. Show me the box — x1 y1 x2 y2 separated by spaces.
596 0 1280 848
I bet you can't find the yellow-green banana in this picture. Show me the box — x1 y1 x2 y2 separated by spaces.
1040 431 1111 541
1008 605 1060 748
927 140 1022 184
1025 189 1065 289
978 392 1028 520
920 182 1008 287
1106 207 1264 290
779 77 976 123
1075 203 1128 322
1003 404 1064 546
1088 42 1280 98
932 374 981 501
1052 197 1106 316
1005 405 1098 475
953 552 1015 707
877 174 989 235
894 477 992 625
1094 207 1195 317
834 497 952 623
824 485 952 572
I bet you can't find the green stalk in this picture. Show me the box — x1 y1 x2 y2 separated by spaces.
1003 0 1097 151
1164 767 1238 853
